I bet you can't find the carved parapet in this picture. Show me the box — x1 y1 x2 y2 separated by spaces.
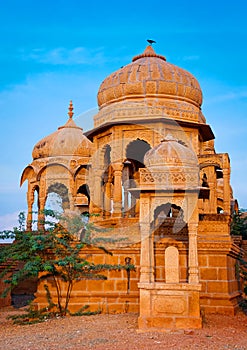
199 213 230 222
139 168 199 189
198 214 231 240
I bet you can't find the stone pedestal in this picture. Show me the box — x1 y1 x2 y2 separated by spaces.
138 282 202 331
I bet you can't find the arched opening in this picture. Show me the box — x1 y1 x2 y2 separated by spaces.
27 186 39 231
202 173 209 187
122 139 151 217
75 184 90 212
46 192 63 213
216 166 223 179
47 183 69 211
77 184 90 199
126 139 151 171
152 203 188 283
153 203 184 230
217 206 224 214
122 160 139 217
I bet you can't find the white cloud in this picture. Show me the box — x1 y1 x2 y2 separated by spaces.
19 46 108 66
0 211 22 231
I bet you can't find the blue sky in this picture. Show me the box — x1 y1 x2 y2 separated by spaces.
0 0 247 229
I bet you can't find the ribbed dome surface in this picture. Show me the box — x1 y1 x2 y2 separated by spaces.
32 115 92 160
97 46 202 109
144 134 198 170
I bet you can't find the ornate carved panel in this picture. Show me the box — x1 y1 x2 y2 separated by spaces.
139 168 199 187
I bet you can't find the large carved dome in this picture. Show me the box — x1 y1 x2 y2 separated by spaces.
97 45 202 109
32 102 92 160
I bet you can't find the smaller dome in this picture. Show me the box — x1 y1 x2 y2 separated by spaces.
143 135 199 189
144 134 198 170
32 101 93 160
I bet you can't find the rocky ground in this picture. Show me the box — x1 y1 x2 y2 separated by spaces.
0 307 247 349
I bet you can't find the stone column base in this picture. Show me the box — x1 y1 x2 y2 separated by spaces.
138 282 202 331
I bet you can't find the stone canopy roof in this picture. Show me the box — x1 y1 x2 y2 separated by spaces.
97 45 203 109
32 101 92 160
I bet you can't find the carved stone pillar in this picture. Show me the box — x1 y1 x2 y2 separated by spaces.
68 192 74 211
223 168 231 214
139 196 154 283
38 196 46 231
208 167 217 213
26 188 34 231
69 175 75 211
122 165 129 217
130 194 136 217
188 222 199 284
123 188 129 216
92 169 103 215
104 180 112 217
112 163 123 217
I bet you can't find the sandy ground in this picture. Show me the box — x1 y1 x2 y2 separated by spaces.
0 307 247 350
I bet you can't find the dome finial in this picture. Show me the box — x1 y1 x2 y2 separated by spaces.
68 100 74 119
132 44 166 62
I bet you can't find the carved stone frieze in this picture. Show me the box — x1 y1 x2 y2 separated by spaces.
139 168 198 187
154 240 188 249
199 214 230 222
94 99 201 128
198 241 233 252
198 154 223 168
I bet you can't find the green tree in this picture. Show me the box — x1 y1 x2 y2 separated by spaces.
0 210 134 322
231 209 247 239
231 209 247 312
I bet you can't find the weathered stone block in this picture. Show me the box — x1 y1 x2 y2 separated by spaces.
198 255 208 267
153 295 186 315
86 280 104 292
207 281 228 293
200 267 218 280
208 256 226 267
103 280 115 292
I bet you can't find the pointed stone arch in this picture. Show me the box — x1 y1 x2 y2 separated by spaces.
37 163 72 182
20 165 37 186
47 182 70 210
152 203 187 237
125 138 151 170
